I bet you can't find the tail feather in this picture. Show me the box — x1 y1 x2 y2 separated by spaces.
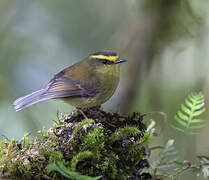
13 89 49 111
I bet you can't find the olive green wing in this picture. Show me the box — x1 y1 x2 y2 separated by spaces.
43 70 98 99
13 69 98 111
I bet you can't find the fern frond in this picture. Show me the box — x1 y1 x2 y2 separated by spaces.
151 139 178 176
172 92 205 135
46 161 101 180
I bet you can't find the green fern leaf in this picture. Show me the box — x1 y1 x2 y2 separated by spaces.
173 92 205 135
46 161 101 180
185 99 193 109
192 108 205 117
174 115 187 126
170 125 185 133
190 118 205 123
177 110 188 121
190 125 205 129
181 104 191 115
193 102 204 111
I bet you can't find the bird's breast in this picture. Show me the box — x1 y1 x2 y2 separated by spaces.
63 64 120 108
94 64 120 103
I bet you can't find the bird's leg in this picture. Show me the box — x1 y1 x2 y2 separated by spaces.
78 109 88 119
78 106 102 119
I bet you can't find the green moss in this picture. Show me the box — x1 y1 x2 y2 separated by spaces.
109 125 141 143
0 108 153 179
71 151 93 171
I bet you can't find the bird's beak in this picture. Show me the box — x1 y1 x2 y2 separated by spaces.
115 58 127 64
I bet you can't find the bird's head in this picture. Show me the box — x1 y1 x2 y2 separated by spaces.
89 50 127 66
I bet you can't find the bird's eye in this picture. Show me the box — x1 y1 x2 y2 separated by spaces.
96 58 112 64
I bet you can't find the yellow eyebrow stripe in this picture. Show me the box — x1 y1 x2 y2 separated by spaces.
90 55 119 62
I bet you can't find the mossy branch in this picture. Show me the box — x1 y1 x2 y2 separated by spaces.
0 109 151 179
68 119 95 145
109 125 141 143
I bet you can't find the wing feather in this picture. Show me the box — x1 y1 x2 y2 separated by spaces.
44 70 98 98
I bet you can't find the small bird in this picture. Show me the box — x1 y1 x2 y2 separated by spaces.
14 50 127 111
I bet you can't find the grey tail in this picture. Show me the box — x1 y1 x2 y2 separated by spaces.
13 89 49 111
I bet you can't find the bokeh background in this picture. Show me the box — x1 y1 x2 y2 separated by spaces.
0 0 209 179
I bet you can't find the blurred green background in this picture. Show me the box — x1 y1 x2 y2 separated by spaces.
0 0 209 179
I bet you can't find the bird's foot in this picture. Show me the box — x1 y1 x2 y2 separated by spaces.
78 109 89 119
76 106 103 120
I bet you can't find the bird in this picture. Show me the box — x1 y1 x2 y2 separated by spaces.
13 50 127 112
